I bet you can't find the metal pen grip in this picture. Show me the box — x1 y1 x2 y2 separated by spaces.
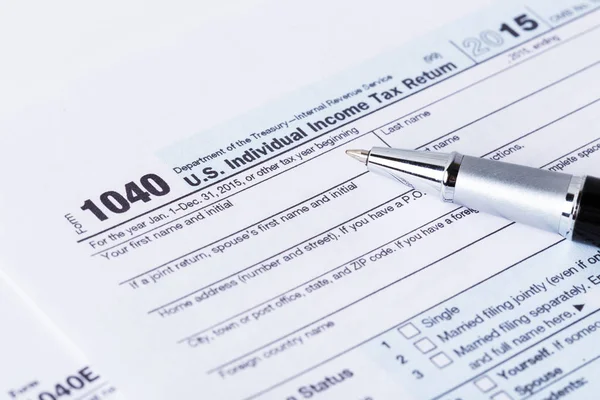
453 156 577 235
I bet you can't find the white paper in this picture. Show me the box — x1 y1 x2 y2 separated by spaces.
0 275 122 400
2 0 600 399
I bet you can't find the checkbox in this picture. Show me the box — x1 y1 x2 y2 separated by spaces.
429 352 453 368
413 337 437 354
474 376 497 393
397 323 420 339
491 391 513 400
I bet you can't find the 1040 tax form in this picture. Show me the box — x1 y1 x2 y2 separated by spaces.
2 0 600 399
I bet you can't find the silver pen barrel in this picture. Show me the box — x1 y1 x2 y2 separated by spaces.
450 154 583 238
347 147 593 243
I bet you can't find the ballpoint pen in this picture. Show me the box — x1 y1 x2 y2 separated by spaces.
346 147 600 246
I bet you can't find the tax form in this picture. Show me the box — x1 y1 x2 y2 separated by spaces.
2 0 600 399
0 275 121 400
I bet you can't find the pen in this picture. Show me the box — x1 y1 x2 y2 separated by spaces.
346 147 600 247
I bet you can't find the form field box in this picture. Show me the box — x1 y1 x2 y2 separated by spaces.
429 352 453 368
473 376 497 393
413 337 437 354
491 391 513 400
397 323 420 339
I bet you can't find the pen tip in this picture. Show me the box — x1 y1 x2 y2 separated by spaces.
345 149 369 164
